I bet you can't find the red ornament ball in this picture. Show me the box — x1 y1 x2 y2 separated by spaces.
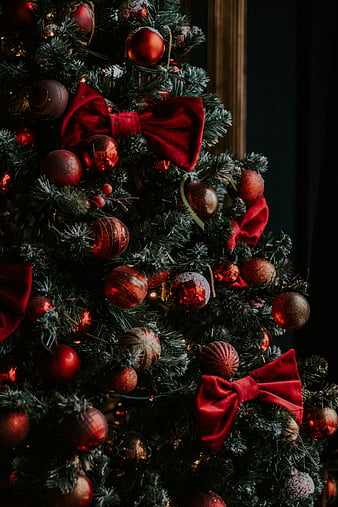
170 272 210 311
259 328 272 351
125 26 165 66
39 344 80 383
272 291 310 330
5 0 35 28
104 265 148 308
240 258 276 286
200 341 239 379
182 490 227 507
41 149 82 187
48 471 93 507
214 260 240 284
29 80 69 120
236 169 264 205
82 134 119 172
0 410 30 447
119 327 161 370
302 406 338 440
62 406 108 451
184 181 219 221
70 4 94 34
91 216 130 259
283 470 315 499
26 296 53 323
107 366 138 394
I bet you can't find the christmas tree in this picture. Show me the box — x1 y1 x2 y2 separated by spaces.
1 1 338 506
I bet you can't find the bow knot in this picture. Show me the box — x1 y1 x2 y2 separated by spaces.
109 111 141 137
233 376 259 403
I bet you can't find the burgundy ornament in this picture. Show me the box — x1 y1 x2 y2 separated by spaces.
0 410 30 447
200 341 239 379
104 265 148 308
184 181 219 220
70 3 94 34
48 471 93 507
118 327 161 370
107 366 138 393
125 26 165 66
26 296 53 323
170 272 210 311
272 292 310 330
29 80 69 121
214 260 240 284
236 169 264 205
41 149 82 187
82 134 119 172
302 406 338 440
260 328 272 351
91 216 130 259
39 344 80 383
240 257 276 286
62 406 108 450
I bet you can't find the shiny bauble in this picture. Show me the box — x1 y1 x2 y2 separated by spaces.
104 265 148 308
170 272 210 311
302 406 338 440
48 471 93 507
240 258 276 286
214 260 240 284
62 406 108 450
70 3 94 34
26 296 53 323
184 181 218 221
182 490 227 507
272 291 310 330
82 134 119 172
91 216 129 259
125 26 165 66
29 80 69 120
118 327 161 370
39 344 80 383
259 328 272 351
236 169 264 205
5 0 35 28
0 409 30 447
107 366 138 394
283 470 315 499
117 431 150 470
41 149 82 187
200 341 239 379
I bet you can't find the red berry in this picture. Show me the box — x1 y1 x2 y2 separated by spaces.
100 183 113 195
92 196 106 208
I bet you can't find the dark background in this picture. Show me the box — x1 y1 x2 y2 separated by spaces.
189 1 338 375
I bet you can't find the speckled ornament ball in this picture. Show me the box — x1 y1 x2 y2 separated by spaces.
200 341 239 379
91 216 130 259
283 470 315 499
236 169 264 205
302 406 338 440
170 272 210 311
182 490 227 507
29 80 69 120
104 265 148 308
125 26 165 66
272 291 310 330
184 181 219 221
41 149 82 187
118 327 161 370
240 258 276 286
107 366 138 393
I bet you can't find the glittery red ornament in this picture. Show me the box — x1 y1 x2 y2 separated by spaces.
170 272 210 311
0 410 30 447
70 4 94 34
240 257 276 286
200 341 239 379
214 260 240 284
5 0 35 28
182 490 227 507
107 366 138 393
26 296 53 323
39 344 80 383
272 291 310 330
302 406 338 440
104 265 148 308
62 406 108 450
48 471 93 507
91 216 130 259
283 470 315 499
41 149 82 187
125 26 165 66
119 327 161 370
0 357 18 385
259 328 272 351
236 169 264 205
184 181 219 221
29 80 69 121
82 134 119 172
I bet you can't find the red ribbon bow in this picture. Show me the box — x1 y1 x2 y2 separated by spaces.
60 82 205 172
0 263 32 341
195 349 303 453
227 195 269 251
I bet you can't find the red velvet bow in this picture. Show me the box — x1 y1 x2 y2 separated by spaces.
227 195 269 250
0 263 32 341
60 82 205 171
195 349 303 453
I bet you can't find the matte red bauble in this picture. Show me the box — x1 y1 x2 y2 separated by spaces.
70 4 94 34
200 341 239 379
5 0 35 28
125 26 165 66
48 471 93 507
26 296 53 323
29 80 69 120
184 181 218 220
240 258 276 286
62 406 108 450
107 366 138 393
0 410 30 447
182 490 227 507
91 217 130 259
170 272 210 311
0 357 18 385
272 291 310 330
119 327 161 370
302 406 338 440
82 134 119 172
104 265 148 308
236 169 264 205
214 260 240 284
39 344 80 383
41 149 82 187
